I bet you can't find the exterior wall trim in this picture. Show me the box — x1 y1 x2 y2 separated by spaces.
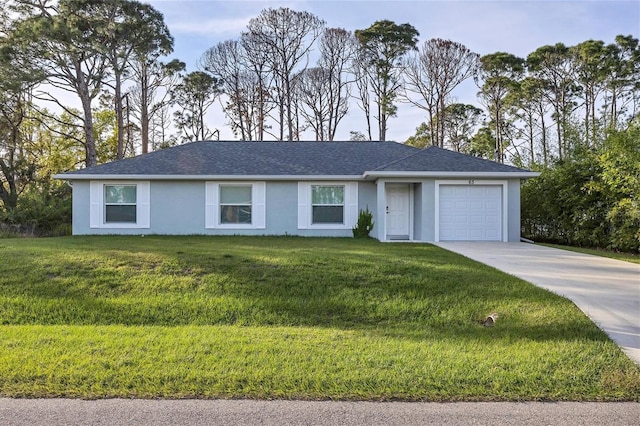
55 174 364 181
364 171 539 179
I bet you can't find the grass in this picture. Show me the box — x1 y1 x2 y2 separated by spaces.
540 243 640 264
0 236 638 401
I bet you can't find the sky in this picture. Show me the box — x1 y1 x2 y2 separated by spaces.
137 1 640 141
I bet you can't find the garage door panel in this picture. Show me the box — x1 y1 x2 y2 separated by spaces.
469 230 484 239
439 185 502 241
469 215 484 225
486 215 500 225
453 215 467 224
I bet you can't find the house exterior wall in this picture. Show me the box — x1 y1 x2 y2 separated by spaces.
507 179 521 242
71 178 522 241
413 183 422 241
72 180 377 237
71 181 91 234
374 178 521 243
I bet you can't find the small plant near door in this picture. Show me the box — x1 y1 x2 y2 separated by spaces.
353 207 374 238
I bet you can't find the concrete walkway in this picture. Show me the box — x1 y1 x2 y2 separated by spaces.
434 242 640 364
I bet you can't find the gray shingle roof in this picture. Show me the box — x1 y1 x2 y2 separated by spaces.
373 146 531 173
56 141 534 178
59 141 419 176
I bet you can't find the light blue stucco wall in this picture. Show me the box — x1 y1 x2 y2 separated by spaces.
418 180 436 242
412 183 422 241
71 178 523 241
371 178 521 242
71 181 91 234
507 179 521 242
72 180 377 237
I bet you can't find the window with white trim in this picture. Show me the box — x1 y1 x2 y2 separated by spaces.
205 182 266 229
297 182 358 230
311 185 344 224
104 185 137 223
220 185 252 224
89 181 150 229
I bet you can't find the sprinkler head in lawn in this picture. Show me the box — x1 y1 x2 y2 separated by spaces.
482 312 499 327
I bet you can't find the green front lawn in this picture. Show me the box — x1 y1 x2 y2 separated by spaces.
0 236 638 400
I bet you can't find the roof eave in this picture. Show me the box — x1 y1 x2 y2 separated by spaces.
363 171 541 179
52 173 366 181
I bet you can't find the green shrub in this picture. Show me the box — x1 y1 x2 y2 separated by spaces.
521 124 640 253
352 207 374 238
0 182 72 237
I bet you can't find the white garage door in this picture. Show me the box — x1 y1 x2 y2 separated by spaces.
439 185 502 241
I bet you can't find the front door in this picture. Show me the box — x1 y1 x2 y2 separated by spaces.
386 184 410 240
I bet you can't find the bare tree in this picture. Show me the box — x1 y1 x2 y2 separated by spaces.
318 28 355 140
201 40 247 139
148 100 174 149
404 38 479 147
201 39 272 141
296 67 331 140
127 58 184 153
246 8 324 141
240 32 275 140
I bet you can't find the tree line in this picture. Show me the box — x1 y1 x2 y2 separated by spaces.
0 1 638 250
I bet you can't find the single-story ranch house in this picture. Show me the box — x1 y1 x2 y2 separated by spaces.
54 141 539 242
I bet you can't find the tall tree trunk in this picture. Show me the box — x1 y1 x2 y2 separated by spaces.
528 112 535 165
78 81 97 167
556 115 562 160
438 96 446 147
494 107 501 162
378 101 386 141
140 62 150 154
0 158 18 210
540 112 548 166
114 69 125 159
584 88 590 147
286 79 293 141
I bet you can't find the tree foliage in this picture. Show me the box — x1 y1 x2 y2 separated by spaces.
171 71 220 142
1 2 639 247
521 122 640 253
354 20 419 141
476 52 525 162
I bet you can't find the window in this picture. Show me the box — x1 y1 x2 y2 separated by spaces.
297 182 358 230
205 182 266 229
104 185 137 223
89 181 150 229
220 185 252 224
311 185 344 224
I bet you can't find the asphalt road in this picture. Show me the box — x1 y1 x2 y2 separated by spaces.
1 399 639 426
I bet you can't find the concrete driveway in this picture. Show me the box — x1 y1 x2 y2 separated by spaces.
434 242 640 365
